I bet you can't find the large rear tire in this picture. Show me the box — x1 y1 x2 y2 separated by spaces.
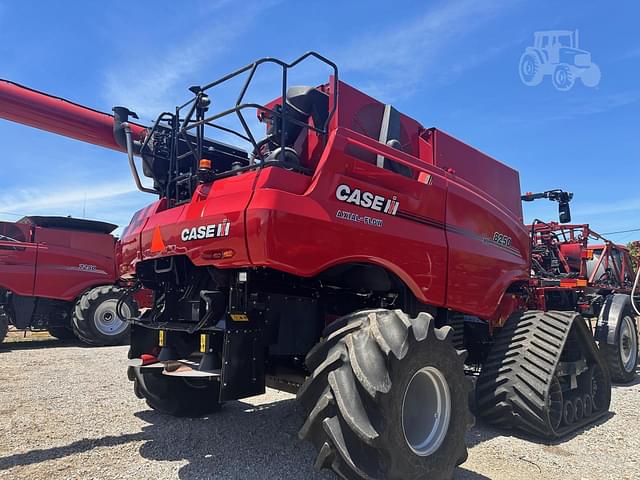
72 285 135 346
297 309 472 480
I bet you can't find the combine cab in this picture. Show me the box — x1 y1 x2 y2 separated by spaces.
0 216 138 345
0 53 625 479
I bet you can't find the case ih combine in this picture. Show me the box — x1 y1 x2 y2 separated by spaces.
1 53 637 479
0 216 137 345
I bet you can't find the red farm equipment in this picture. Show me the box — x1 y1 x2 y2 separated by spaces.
519 210 639 383
1 52 636 479
0 216 139 345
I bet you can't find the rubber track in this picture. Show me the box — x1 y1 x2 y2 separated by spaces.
476 310 611 438
297 309 472 480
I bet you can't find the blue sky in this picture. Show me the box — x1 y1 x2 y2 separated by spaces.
0 1 638 241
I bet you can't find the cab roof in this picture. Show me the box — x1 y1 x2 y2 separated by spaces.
17 216 117 234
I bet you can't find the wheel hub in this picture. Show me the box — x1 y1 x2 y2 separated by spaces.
93 299 129 336
619 316 638 372
401 366 451 457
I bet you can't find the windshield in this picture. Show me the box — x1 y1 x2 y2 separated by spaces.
0 223 25 243
557 34 573 47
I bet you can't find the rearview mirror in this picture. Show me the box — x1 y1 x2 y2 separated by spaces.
559 201 571 223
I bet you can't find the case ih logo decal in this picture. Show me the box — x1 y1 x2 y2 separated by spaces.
181 221 230 242
335 184 399 215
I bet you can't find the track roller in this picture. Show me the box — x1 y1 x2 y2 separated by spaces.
563 400 575 425
583 394 593 418
573 396 584 422
476 310 611 439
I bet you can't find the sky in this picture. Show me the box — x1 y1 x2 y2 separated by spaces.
0 1 638 241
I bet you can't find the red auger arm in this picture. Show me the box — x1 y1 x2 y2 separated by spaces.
0 79 146 151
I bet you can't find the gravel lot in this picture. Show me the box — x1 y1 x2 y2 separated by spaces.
1 336 638 480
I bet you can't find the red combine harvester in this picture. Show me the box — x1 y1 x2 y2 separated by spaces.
0 53 636 479
0 216 138 345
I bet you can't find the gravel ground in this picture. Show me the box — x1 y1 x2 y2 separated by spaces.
0 338 638 480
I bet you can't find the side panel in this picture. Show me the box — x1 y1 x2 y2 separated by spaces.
119 200 164 277
246 130 448 306
32 227 117 301
433 129 523 221
0 222 37 296
137 172 259 268
445 178 529 320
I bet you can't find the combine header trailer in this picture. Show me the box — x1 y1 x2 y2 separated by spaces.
1 53 635 479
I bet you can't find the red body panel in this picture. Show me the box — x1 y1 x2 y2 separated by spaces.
120 81 529 323
0 223 37 297
0 221 117 301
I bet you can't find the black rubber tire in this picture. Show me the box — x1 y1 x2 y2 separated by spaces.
297 309 472 480
132 368 222 418
0 308 8 343
600 305 638 384
72 285 135 346
47 325 77 340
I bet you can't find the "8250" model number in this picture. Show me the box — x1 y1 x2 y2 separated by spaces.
493 232 512 247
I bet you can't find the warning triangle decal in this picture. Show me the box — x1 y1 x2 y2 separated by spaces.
150 225 166 253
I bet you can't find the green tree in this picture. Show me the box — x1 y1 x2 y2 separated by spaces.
627 241 640 264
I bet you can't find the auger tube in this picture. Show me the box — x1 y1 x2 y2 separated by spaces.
0 79 146 150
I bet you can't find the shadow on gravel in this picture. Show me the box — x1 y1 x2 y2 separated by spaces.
468 409 616 448
0 432 146 471
0 338 131 352
0 338 82 352
135 401 490 480
135 399 331 479
1 369 634 478
0 395 491 479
